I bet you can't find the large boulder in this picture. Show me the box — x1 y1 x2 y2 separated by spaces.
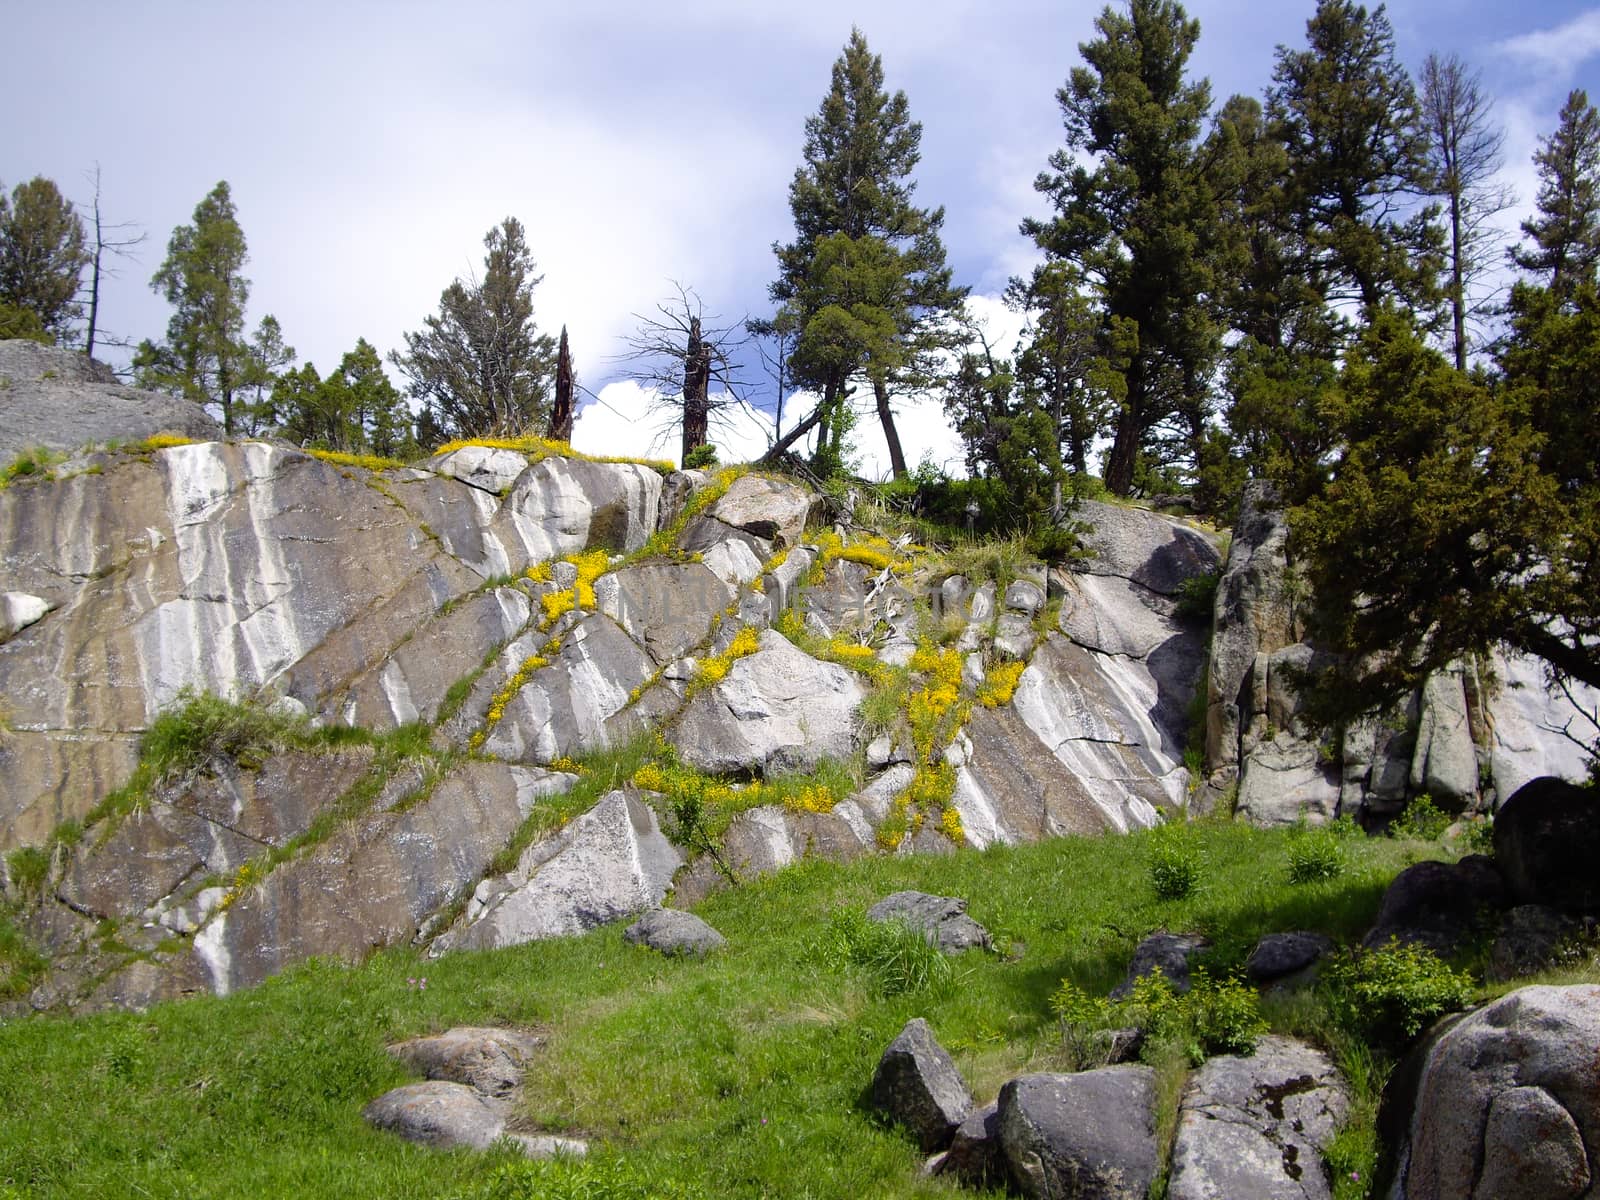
624 908 726 957
1494 776 1600 913
1385 984 1600 1200
0 339 221 461
387 1026 545 1097
866 892 992 954
363 1081 510 1150
670 629 865 776
702 472 822 549
1167 1036 1348 1200
997 1067 1159 1200
1361 856 1507 957
1074 499 1221 596
443 790 681 952
870 1017 973 1152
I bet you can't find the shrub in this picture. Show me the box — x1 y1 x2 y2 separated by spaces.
811 909 953 997
1115 968 1266 1063
1174 569 1220 622
1048 978 1117 1069
1287 827 1345 883
4 846 50 899
1148 828 1203 900
683 443 719 470
1325 938 1474 1048
1392 794 1450 841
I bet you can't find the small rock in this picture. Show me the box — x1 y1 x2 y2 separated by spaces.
866 891 992 954
1005 579 1046 615
1362 855 1507 957
939 1100 1003 1186
388 1027 545 1097
623 908 726 957
997 1067 1159 1200
1487 905 1583 982
363 1081 508 1150
870 1017 973 1152
0 592 53 641
1111 932 1211 999
1245 931 1335 984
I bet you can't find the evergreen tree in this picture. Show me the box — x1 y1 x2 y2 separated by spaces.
1268 1 1441 321
771 28 966 478
391 217 556 439
1513 88 1600 299
0 177 89 339
134 181 260 434
272 340 413 457
1025 0 1221 496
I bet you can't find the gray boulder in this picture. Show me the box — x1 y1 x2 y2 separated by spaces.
624 908 726 956
1388 984 1600 1200
1245 932 1335 984
387 1026 545 1097
704 473 821 548
1075 499 1221 596
870 1017 973 1151
1111 932 1211 999
670 629 864 776
997 1067 1159 1200
1362 855 1507 957
0 339 221 462
1488 905 1585 982
1167 1036 1349 1200
1494 776 1600 913
866 891 992 954
939 1100 1003 1187
363 1081 510 1150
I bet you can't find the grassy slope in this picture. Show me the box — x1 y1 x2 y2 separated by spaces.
1 820 1592 1200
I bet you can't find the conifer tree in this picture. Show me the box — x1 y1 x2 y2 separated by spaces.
0 177 89 339
391 217 557 439
1025 0 1221 496
134 181 263 434
1513 88 1600 299
770 28 965 478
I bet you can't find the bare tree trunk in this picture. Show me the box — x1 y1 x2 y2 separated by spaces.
549 325 574 441
1449 189 1467 371
872 376 908 479
86 193 103 360
681 316 712 465
1104 403 1139 495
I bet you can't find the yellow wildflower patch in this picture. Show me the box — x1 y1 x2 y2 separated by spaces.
525 561 553 583
539 588 577 627
133 433 199 452
471 652 550 750
978 660 1027 709
686 626 762 697
431 434 674 473
306 448 407 471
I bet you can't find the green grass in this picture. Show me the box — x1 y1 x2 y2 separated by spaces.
0 820 1528 1199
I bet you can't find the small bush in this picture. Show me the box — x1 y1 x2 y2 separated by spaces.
1288 827 1345 883
1325 938 1473 1049
1048 978 1117 1069
1174 569 1220 623
4 845 50 899
811 909 953 997
1148 828 1203 900
682 443 719 470
1392 794 1450 841
141 689 310 780
1116 969 1266 1063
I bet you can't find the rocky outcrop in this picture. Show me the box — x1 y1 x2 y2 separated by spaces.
1111 932 1211 998
1167 1036 1348 1200
0 339 222 461
1384 984 1600 1200
1361 856 1507 957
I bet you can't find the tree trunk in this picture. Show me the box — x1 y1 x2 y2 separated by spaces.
681 316 711 465
549 325 574 441
1449 189 1467 371
1104 402 1140 495
872 376 908 479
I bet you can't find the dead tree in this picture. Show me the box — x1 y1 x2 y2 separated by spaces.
79 164 144 362
549 325 575 441
619 283 747 465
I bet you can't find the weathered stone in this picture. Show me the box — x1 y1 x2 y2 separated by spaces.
624 908 726 956
1410 670 1479 807
0 339 221 462
1005 579 1046 615
993 612 1037 660
1111 932 1211 999
705 473 821 548
870 1017 972 1151
670 630 864 776
504 1133 589 1160
1362 856 1507 957
1488 905 1585 981
867 891 992 954
363 1081 508 1150
1494 776 1600 913
1058 573 1179 659
388 1026 544 1097
1236 734 1341 828
445 790 681 952
997 1067 1159 1200
1388 985 1600 1200
939 1100 1002 1187
424 445 530 495
595 561 733 665
0 591 52 641
1245 932 1335 983
1076 499 1221 596
1167 1036 1348 1200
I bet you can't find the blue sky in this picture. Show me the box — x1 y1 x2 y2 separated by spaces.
6 1 1600 475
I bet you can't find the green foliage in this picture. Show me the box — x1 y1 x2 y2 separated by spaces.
1288 827 1345 883
1117 969 1267 1063
0 446 64 489
1392 794 1450 841
454 1154 707 1200
391 217 557 439
1325 938 1473 1049
139 689 311 780
0 176 88 336
811 909 953 998
5 846 50 900
1512 88 1600 295
272 339 416 458
682 442 719 470
1175 569 1220 623
1149 826 1204 901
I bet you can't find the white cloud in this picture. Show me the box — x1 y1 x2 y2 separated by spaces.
1501 9 1600 77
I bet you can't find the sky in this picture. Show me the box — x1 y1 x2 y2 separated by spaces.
6 0 1600 477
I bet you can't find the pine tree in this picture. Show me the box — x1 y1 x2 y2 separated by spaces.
0 177 89 339
771 28 966 478
1513 88 1600 299
134 181 260 434
1025 0 1221 496
391 217 557 439
1268 1 1441 321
